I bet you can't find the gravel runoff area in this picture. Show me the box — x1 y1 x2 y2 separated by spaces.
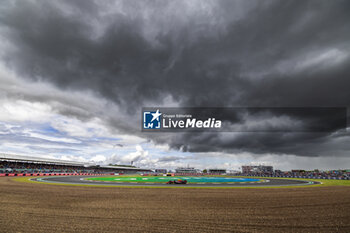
1 176 350 232
30 175 318 187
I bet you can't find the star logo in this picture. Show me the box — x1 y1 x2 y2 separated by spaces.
151 109 162 122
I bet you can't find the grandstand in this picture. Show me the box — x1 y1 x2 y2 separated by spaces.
175 167 200 173
0 153 151 175
208 169 226 174
240 164 350 180
242 165 273 174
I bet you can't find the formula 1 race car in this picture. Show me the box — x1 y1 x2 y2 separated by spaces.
166 179 187 184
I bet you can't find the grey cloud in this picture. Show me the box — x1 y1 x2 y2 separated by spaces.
157 156 185 162
27 145 80 154
1 0 350 157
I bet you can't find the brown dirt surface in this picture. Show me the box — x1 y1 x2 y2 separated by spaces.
0 177 350 233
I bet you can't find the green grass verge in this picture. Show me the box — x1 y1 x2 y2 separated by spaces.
86 176 263 183
11 176 256 189
11 176 350 189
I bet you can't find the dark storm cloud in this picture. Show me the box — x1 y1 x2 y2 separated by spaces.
1 0 350 157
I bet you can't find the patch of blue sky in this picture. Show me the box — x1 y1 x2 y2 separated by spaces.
40 124 61 134
94 137 121 141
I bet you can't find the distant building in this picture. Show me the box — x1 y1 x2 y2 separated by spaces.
155 169 167 173
242 165 273 174
175 167 198 173
227 170 241 174
208 169 226 174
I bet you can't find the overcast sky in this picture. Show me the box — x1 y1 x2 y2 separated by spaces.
0 0 349 171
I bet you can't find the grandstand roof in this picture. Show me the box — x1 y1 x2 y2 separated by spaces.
0 153 92 166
